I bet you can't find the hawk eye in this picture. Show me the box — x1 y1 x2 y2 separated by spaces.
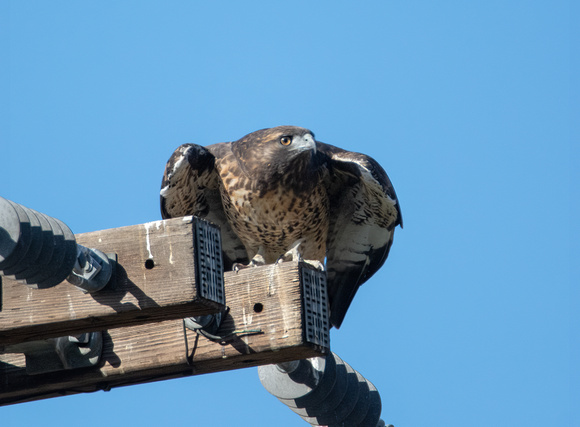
280 136 292 146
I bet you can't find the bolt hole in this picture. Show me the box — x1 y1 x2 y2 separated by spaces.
145 259 155 269
253 303 264 313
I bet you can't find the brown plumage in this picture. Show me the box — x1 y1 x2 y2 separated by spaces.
160 126 402 328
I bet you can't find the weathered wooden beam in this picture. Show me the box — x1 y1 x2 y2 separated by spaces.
0 216 225 345
0 262 328 406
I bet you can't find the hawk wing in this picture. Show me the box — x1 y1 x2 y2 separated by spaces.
160 143 249 269
318 142 403 329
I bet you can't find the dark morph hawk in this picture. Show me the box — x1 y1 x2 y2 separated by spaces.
160 126 402 328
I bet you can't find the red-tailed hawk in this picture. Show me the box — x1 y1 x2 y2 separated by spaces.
160 126 402 328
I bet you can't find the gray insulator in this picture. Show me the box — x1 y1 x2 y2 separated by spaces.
0 197 79 289
259 352 385 427
2 332 103 375
0 196 21 265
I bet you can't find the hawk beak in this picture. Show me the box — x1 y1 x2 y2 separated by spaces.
293 133 316 154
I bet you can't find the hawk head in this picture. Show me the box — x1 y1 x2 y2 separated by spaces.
231 126 321 193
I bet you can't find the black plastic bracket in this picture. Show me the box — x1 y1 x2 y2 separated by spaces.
300 262 330 349
192 217 225 305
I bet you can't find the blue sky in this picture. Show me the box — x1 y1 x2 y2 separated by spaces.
1 1 576 426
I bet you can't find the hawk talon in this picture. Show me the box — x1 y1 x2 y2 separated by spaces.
232 262 255 272
276 239 304 265
233 255 266 272
275 252 303 265
303 259 325 272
